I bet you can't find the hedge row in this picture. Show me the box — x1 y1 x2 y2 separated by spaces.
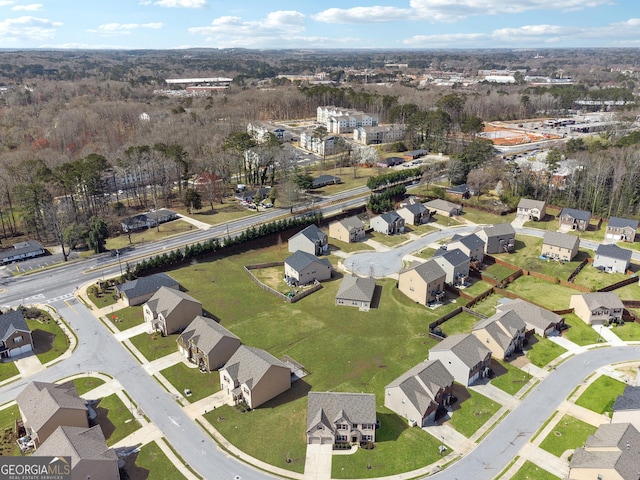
366 167 421 190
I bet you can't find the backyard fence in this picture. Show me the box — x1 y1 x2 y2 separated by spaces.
244 263 323 303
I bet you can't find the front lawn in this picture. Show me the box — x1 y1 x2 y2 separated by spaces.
27 313 70 364
0 360 20 382
432 214 461 227
490 360 532 396
562 314 601 346
448 387 501 438
328 239 374 254
505 276 576 311
129 332 179 362
0 404 22 456
73 377 107 396
332 410 445 478
460 207 514 225
405 223 439 236
525 335 567 368
93 393 141 446
511 460 561 480
123 440 188 480
413 247 437 260
611 321 640 341
110 306 145 331
538 414 597 457
159 362 220 402
575 375 626 416
87 283 120 308
368 231 409 247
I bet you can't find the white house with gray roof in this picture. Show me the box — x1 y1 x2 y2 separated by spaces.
570 292 624 325
541 231 580 261
143 287 202 336
117 272 179 306
397 203 430 226
329 216 365 243
370 211 405 235
0 239 46 265
516 198 546 221
432 248 470 286
497 298 563 337
428 334 492 386
385 359 455 426
306 392 377 445
335 276 376 311
177 316 241 372
220 345 291 409
398 259 446 306
448 233 485 262
593 243 632 273
477 223 516 254
606 216 638 242
0 310 34 358
284 250 332 286
472 310 526 359
288 224 328 256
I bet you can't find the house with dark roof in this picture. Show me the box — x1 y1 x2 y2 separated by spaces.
448 233 485 262
403 149 428 160
432 248 470 286
284 250 332 286
446 183 472 199
424 199 462 217
593 244 632 273
0 310 34 358
143 287 202 336
606 217 638 242
477 223 516 254
428 334 492 386
385 359 455 426
370 211 405 235
306 392 377 445
121 208 178 233
541 231 580 261
472 310 526 359
220 345 291 409
34 425 119 480
497 299 563 337
335 276 376 311
398 259 446 306
329 216 366 243
570 292 624 325
559 207 591 231
177 316 241 372
311 174 342 189
612 385 640 432
288 224 328 256
0 240 46 264
376 156 404 168
397 202 430 226
235 186 270 203
116 272 179 306
516 198 546 221
16 381 88 448
569 423 640 480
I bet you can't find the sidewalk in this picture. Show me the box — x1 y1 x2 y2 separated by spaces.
594 324 626 346
176 213 211 231
469 383 519 409
303 444 332 480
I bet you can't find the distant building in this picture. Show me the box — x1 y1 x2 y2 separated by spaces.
121 208 178 233
0 240 46 265
329 216 366 243
353 124 405 145
247 122 292 143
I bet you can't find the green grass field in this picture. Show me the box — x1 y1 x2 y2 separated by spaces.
611 321 640 341
123 440 188 480
94 393 141 446
505 276 577 311
510 460 561 480
0 404 22 456
73 377 107 396
538 414 597 457
490 360 532 396
575 375 626 416
369 231 410 247
525 335 567 368
448 388 501 438
0 360 19 382
106 219 195 250
160 362 220 402
27 314 70 364
110 306 145 331
562 315 601 346
129 332 179 362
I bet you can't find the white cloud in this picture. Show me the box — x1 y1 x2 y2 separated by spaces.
403 32 489 47
138 0 151 4
0 16 61 42
154 0 205 7
189 10 305 37
12 3 42 11
313 6 412 23
89 22 164 35
0 1 15 6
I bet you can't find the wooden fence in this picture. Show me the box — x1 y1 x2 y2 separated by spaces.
244 263 323 303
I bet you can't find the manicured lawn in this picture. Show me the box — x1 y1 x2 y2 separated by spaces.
460 207 514 225
94 393 141 446
562 315 600 346
0 360 20 382
575 375 626 416
27 314 70 364
129 332 179 362
405 223 439 236
611 321 640 341
160 362 220 402
111 306 145 331
525 335 567 368
87 284 120 308
328 238 374 254
484 263 518 282
432 214 461 227
469 294 504 317
462 280 493 297
448 388 501 438
106 219 195 250
170 202 257 227
440 312 481 336
413 247 437 260
505 276 576 310
123 440 188 480
0 404 22 456
538 414 597 457
490 360 532 395
73 377 107 396
369 231 410 247
332 410 445 478
511 460 561 480
573 264 633 290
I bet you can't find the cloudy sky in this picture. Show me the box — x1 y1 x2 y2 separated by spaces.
0 0 638 49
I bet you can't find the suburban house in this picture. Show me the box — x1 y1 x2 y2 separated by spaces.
121 208 178 233
432 248 471 286
559 207 591 231
612 385 640 432
398 260 447 306
370 211 405 235
16 381 88 448
569 422 640 480
593 243 632 273
288 224 328 256
306 392 377 445
428 334 492 386
477 223 516 254
116 272 179 306
335 276 376 311
235 186 270 204
472 310 526 359
570 292 625 325
385 359 455 426
541 231 580 261
448 233 485 263
0 310 34 358
397 202 430 226
446 183 472 199
376 156 404 168
177 316 241 372
311 174 342 189
329 216 366 244
143 287 202 336
424 199 462 217
0 240 46 265
497 299 563 337
516 198 546 221
220 345 291 409
284 250 332 286
403 149 428 160
606 216 638 242
34 425 119 480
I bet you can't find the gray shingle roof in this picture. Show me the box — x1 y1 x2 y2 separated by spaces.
306 392 376 432
336 216 364 232
430 334 491 368
424 199 461 213
517 198 545 210
596 244 633 262
336 276 376 302
293 224 327 243
386 360 454 415
146 287 201 318
497 299 562 332
285 250 332 272
16 381 87 433
432 248 470 267
608 216 639 230
35 425 117 465
450 233 485 250
482 223 515 238
404 259 446 284
473 310 526 350
447 184 470 195
178 315 240 356
116 273 178 299
401 203 427 215
312 175 341 188
379 211 402 224
560 207 591 222
613 385 640 412
0 240 45 262
0 310 30 342
577 292 625 311
542 231 579 250
222 345 288 389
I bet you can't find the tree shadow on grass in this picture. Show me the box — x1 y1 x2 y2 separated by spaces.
120 451 149 480
31 329 54 355
91 399 116 442
370 285 383 309
447 384 471 414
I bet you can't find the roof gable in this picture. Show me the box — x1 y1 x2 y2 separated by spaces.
0 310 30 341
336 276 376 302
306 392 376 432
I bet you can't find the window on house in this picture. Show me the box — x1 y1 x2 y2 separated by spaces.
337 424 348 430
363 435 372 441
14 335 23 343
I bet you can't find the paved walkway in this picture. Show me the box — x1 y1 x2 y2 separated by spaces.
115 323 151 341
470 382 520 409
595 324 626 346
548 335 587 354
176 213 211 230
143 351 183 375
303 444 333 480
423 423 471 454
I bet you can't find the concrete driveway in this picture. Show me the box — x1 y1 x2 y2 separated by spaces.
303 444 333 480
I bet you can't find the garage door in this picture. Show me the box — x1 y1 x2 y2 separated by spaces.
10 344 32 357
309 437 321 445
321 437 333 445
